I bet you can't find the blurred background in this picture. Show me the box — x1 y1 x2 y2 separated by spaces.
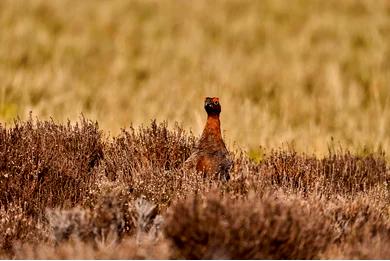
0 0 389 155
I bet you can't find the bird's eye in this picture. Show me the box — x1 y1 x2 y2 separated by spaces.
213 101 219 105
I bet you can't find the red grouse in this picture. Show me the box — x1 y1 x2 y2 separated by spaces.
184 97 232 181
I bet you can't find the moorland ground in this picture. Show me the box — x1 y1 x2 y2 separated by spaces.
0 118 390 259
1 0 390 259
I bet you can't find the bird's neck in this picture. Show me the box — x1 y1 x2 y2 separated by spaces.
200 114 223 143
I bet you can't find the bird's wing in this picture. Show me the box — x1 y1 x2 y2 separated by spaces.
183 151 200 170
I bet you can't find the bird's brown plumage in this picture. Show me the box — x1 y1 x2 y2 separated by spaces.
184 97 232 181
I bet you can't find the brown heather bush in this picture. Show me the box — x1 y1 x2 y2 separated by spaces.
318 192 390 259
0 116 103 215
1 117 390 259
320 235 390 259
164 191 334 259
13 238 171 260
258 149 389 195
0 203 47 256
47 177 134 245
329 193 390 242
0 116 104 255
104 120 196 179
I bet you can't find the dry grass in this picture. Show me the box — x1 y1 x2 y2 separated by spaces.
1 0 390 155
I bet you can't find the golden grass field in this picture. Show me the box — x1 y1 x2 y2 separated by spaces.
1 0 390 155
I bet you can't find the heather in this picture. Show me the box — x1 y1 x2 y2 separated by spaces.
1 118 389 259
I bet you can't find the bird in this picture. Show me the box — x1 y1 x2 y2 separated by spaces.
184 97 232 182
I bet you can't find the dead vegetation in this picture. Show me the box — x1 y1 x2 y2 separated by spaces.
1 118 390 259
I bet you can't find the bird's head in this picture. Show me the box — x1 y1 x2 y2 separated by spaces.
204 97 221 115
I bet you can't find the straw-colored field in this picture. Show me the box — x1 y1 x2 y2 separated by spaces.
1 0 389 154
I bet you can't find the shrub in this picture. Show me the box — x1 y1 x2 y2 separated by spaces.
259 150 388 194
48 176 136 244
0 116 104 216
164 192 334 259
0 203 47 256
13 238 171 259
104 120 196 181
